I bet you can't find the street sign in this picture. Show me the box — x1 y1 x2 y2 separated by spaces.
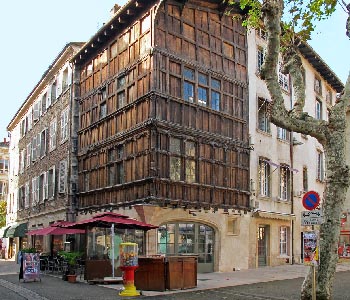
302 191 320 211
303 231 319 266
301 209 323 226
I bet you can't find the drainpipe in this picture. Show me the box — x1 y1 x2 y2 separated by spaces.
67 59 79 222
289 76 294 265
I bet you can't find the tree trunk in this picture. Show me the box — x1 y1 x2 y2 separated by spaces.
260 0 350 299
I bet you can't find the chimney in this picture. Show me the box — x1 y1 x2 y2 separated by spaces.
110 4 121 17
3 138 6 143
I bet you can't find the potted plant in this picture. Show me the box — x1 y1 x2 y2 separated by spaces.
58 251 83 283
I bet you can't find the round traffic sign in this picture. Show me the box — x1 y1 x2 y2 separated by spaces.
302 191 320 210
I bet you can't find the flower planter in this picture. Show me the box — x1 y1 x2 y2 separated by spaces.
67 274 77 283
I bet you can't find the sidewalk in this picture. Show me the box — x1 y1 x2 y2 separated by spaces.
1 258 350 297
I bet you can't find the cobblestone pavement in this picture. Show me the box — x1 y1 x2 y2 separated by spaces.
2 258 350 300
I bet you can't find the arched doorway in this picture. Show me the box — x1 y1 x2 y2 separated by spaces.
157 222 214 273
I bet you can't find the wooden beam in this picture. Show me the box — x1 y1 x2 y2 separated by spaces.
135 1 143 8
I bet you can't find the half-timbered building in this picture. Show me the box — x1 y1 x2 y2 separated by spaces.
73 0 250 272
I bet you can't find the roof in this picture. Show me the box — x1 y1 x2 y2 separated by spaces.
298 41 344 93
7 42 85 132
72 0 154 64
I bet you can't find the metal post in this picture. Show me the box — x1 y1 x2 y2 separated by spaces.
312 265 316 300
111 223 115 278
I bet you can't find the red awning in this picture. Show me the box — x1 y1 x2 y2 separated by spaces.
27 226 85 236
65 212 158 230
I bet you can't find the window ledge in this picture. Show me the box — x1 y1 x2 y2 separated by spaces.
256 129 272 137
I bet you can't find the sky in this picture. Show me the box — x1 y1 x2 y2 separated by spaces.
0 1 349 141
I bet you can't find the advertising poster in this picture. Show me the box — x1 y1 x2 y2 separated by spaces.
303 231 319 266
23 253 40 281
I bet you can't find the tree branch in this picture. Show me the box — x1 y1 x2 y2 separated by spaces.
261 0 328 144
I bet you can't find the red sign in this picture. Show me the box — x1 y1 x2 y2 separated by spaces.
302 191 320 211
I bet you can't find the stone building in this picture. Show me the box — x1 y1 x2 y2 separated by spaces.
0 138 9 203
247 28 343 267
6 42 84 254
0 138 9 258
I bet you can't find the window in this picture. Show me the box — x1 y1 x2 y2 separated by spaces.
35 133 41 160
257 47 265 72
49 119 57 151
185 141 196 183
24 182 30 208
48 166 55 199
258 98 270 133
0 181 7 196
99 88 107 119
40 129 47 157
279 226 289 255
39 173 47 202
26 143 31 167
27 109 33 131
257 28 267 40
60 107 69 141
107 146 124 186
169 138 197 183
32 136 37 161
198 73 208 106
0 159 9 173
32 177 39 206
211 79 221 111
279 165 290 200
51 80 57 102
141 14 151 34
315 99 322 120
170 137 181 181
278 62 289 91
314 77 322 95
317 151 324 181
33 100 41 122
58 159 67 193
18 186 25 209
19 149 25 173
183 67 194 102
41 92 47 114
303 167 308 192
259 158 270 197
277 127 290 141
62 67 69 91
326 89 332 105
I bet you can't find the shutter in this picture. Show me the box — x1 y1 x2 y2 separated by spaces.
32 178 36 206
25 182 29 208
44 172 48 200
37 133 41 159
27 143 31 166
33 102 39 121
58 160 67 193
32 137 36 161
56 73 62 96
52 166 56 197
46 86 52 108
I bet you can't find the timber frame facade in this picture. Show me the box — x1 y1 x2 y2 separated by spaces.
74 0 250 214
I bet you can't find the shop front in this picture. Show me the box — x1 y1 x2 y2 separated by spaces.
4 222 28 258
65 212 158 282
156 222 214 273
339 213 350 258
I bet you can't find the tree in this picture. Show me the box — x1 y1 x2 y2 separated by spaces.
0 200 6 228
229 0 350 299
